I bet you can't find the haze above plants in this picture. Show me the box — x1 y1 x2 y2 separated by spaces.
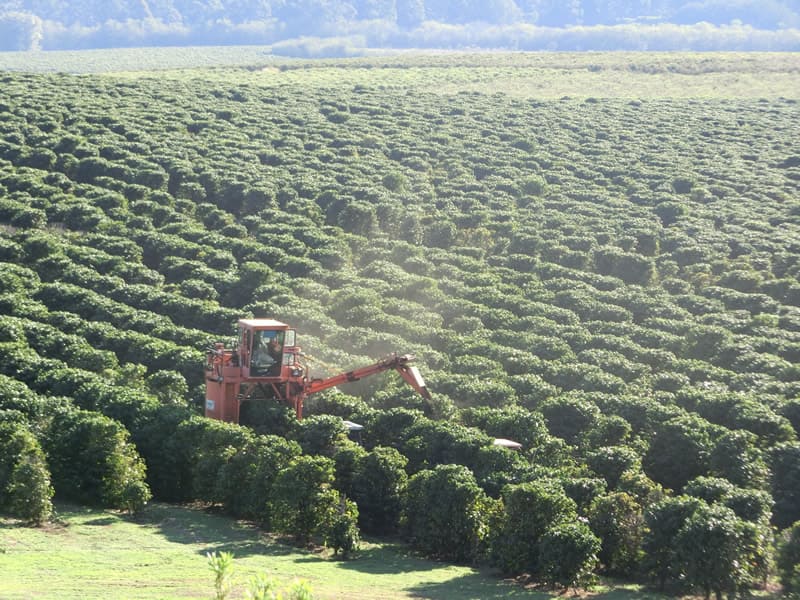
1 0 800 55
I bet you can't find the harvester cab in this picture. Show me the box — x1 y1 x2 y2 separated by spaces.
205 318 429 424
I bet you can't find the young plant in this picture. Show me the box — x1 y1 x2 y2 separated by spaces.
207 551 235 600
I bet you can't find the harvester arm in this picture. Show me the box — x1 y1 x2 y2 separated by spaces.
304 353 430 399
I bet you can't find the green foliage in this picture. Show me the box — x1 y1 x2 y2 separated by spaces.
207 551 235 600
654 200 688 226
684 476 736 504
675 504 755 600
540 395 600 445
586 445 640 489
671 174 695 194
0 421 53 524
323 496 360 558
44 410 151 511
643 414 713 492
587 492 644 576
460 405 547 449
723 487 773 523
145 369 188 404
246 575 316 600
381 171 408 193
778 522 800 594
771 442 800 528
593 246 655 285
709 429 769 489
642 495 703 590
214 434 302 526
289 414 349 457
0 59 799 594
490 480 578 576
268 455 343 544
399 418 492 473
402 464 492 563
350 446 408 535
521 175 547 197
538 521 600 590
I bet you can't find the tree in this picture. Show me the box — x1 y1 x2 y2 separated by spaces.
561 477 607 513
323 496 360 559
332 444 368 501
583 414 632 448
540 395 601 445
586 445 641 490
290 414 349 457
268 455 342 545
214 434 302 526
490 480 578 576
44 410 151 512
471 444 531 497
643 414 713 492
654 200 688 226
781 399 800 437
709 429 769 490
460 405 548 449
521 174 547 197
223 261 272 306
146 370 188 404
777 521 800 595
593 246 655 285
675 504 753 600
399 418 491 473
0 421 53 524
356 407 424 451
683 476 735 504
642 495 703 591
423 220 457 249
351 446 408 535
772 442 800 528
402 464 493 563
337 201 376 237
382 171 408 193
723 487 773 523
587 492 644 577
538 521 600 591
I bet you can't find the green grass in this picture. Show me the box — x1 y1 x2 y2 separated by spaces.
1 48 798 99
230 52 800 99
0 503 670 600
0 46 283 73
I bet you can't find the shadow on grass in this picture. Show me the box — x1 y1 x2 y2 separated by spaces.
588 590 670 600
83 517 118 526
129 502 296 559
407 576 674 600
52 502 102 519
329 543 455 574
405 572 555 600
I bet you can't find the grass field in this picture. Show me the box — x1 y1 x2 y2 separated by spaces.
1 48 798 99
0 503 669 600
238 52 800 99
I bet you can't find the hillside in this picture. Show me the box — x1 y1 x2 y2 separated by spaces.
1 52 800 597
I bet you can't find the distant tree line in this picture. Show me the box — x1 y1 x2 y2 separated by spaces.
1 0 800 51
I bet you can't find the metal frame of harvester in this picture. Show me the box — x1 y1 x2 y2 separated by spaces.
204 318 430 423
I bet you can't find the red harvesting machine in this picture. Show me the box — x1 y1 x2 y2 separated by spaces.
204 318 430 423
